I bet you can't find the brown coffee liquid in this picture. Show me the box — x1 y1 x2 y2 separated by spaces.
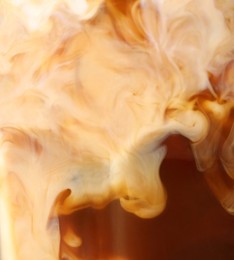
59 136 234 260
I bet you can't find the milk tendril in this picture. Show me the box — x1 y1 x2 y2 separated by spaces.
0 0 233 259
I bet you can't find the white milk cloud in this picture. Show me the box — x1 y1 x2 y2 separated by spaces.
0 0 233 259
